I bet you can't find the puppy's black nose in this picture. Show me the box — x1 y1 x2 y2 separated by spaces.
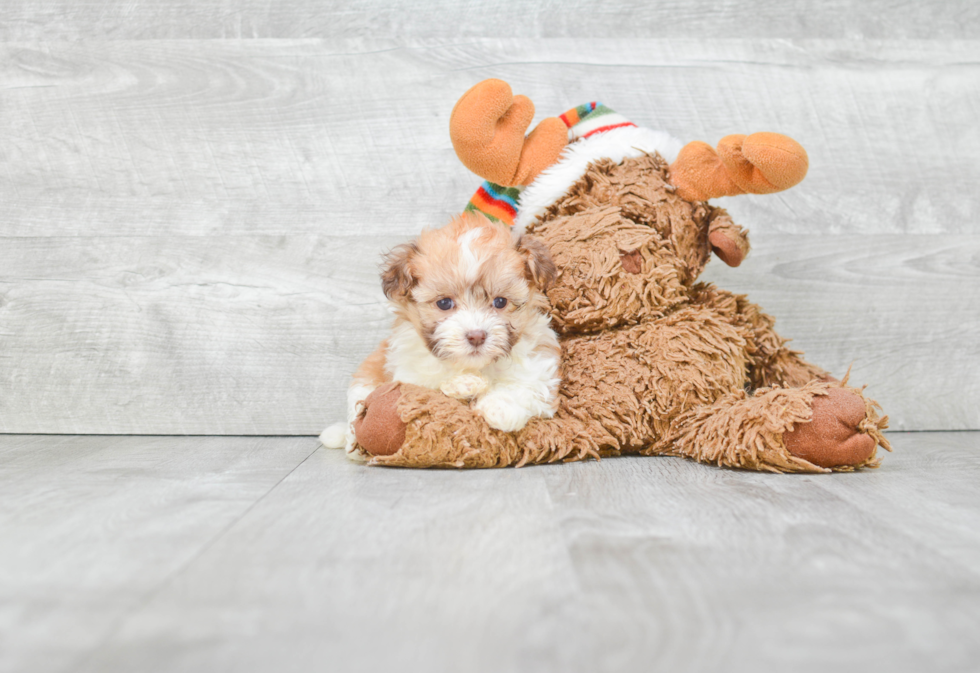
466 330 486 347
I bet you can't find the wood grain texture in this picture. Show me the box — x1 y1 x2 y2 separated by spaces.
2 39 978 237
2 233 977 433
2 38 978 432
700 234 980 431
0 435 318 673
2 432 977 673
0 235 396 434
1 1 978 40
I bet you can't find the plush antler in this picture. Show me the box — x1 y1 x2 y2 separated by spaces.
450 79 568 187
669 133 809 202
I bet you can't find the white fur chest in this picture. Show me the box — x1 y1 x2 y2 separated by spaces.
384 317 558 392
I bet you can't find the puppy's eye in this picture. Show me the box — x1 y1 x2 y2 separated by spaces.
436 298 455 311
493 297 508 309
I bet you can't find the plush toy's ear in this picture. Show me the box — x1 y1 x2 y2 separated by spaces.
380 242 420 300
450 79 568 187
669 132 808 201
517 235 557 291
707 209 751 268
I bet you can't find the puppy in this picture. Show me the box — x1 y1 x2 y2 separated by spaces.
321 212 561 458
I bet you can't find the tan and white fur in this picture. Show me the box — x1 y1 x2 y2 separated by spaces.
320 212 561 458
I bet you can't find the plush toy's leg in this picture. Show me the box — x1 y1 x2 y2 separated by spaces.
690 284 829 389
756 348 834 389
655 380 890 473
352 382 607 468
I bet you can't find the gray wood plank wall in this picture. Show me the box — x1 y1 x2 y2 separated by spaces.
1 4 978 434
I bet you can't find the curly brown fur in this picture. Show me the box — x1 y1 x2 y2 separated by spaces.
354 152 890 472
689 284 829 389
538 154 714 283
528 206 688 334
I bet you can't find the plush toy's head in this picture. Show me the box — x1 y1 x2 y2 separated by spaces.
527 154 703 334
449 79 810 335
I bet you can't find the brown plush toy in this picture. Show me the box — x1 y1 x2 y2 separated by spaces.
350 79 890 472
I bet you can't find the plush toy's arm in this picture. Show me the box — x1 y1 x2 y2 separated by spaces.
707 207 750 268
352 382 604 468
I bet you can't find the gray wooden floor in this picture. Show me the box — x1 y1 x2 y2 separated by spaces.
2 432 978 673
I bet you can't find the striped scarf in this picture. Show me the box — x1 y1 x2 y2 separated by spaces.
464 102 636 226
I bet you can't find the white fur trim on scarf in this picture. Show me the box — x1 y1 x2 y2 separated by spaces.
513 126 684 237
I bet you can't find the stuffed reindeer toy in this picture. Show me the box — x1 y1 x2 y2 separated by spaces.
340 79 890 472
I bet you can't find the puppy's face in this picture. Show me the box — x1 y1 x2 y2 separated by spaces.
382 213 556 370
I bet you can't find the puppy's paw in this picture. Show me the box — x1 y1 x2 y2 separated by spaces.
473 394 533 432
319 422 347 449
440 374 490 400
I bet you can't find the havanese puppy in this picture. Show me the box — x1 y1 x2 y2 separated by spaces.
320 212 561 458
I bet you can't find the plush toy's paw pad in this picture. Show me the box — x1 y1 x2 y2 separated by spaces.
784 388 876 468
352 382 407 457
440 374 489 400
473 395 532 432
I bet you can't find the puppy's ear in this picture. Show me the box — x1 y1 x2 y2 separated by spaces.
516 235 557 291
381 243 420 300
